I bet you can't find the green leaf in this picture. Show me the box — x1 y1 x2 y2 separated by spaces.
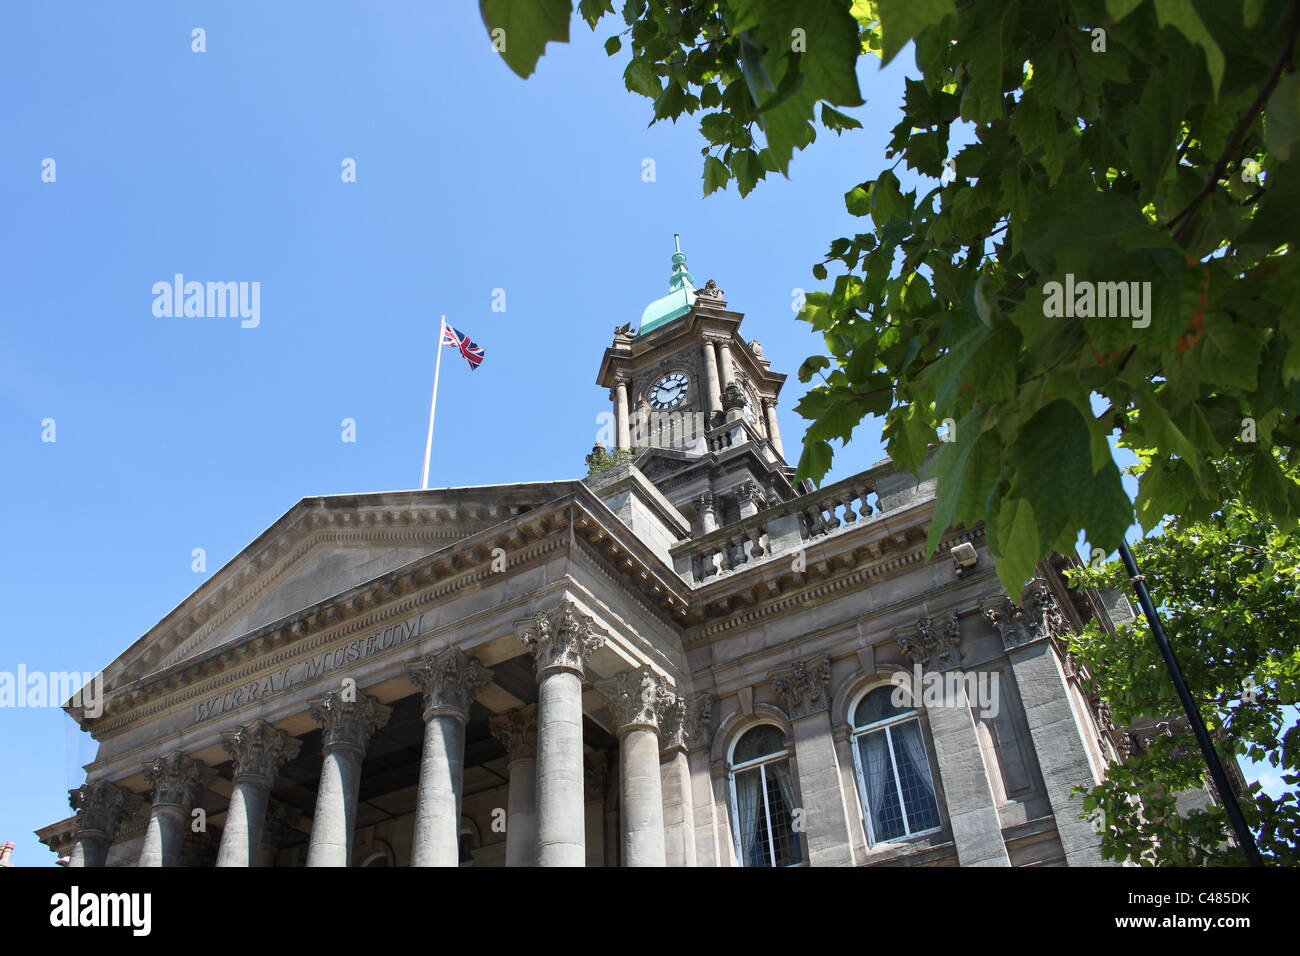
1009 400 1132 555
578 0 613 28
1153 0 1224 100
604 35 622 55
869 171 907 229
795 437 834 485
822 104 863 134
1127 63 1190 203
623 56 662 98
989 497 1041 596
702 155 729 196
730 148 764 196
1264 72 1300 162
844 184 871 216
875 0 956 66
480 0 573 79
1106 0 1145 22
799 355 831 382
882 403 933 471
926 413 1000 556
1243 0 1266 27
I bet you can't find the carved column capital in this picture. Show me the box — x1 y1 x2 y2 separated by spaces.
769 655 832 719
220 720 302 787
488 704 539 764
68 781 139 839
981 580 1069 652
517 600 605 679
407 645 493 721
598 666 677 735
894 610 962 671
661 693 714 753
142 752 212 811
309 689 392 754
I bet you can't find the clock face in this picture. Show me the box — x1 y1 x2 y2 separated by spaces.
742 389 757 423
650 372 690 410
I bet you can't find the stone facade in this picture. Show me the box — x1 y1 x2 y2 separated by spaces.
39 250 1129 867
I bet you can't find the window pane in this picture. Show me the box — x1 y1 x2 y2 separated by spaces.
732 725 784 764
858 730 905 842
853 687 908 728
890 721 941 833
765 760 801 866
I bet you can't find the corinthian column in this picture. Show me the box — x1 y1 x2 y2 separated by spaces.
139 752 211 867
517 601 605 867
763 399 784 457
408 646 492 867
215 720 301 867
613 378 631 450
599 666 674 867
716 340 737 393
489 704 539 866
67 781 138 868
701 340 722 423
305 689 391 867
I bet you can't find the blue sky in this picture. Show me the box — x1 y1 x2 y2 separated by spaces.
0 2 1279 864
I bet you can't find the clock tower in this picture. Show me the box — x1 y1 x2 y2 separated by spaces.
594 237 806 535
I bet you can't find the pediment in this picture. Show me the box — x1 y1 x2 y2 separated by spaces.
105 484 571 688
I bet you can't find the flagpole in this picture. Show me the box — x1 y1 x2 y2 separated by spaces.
420 315 445 490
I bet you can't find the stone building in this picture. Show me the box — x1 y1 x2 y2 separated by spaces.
38 242 1130 867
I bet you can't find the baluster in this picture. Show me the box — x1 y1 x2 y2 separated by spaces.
842 487 859 523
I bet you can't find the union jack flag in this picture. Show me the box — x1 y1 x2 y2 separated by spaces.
441 323 485 370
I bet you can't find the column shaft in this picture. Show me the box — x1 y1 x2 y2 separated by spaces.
535 669 587 866
717 341 736 392
505 757 538 867
764 401 784 457
215 780 270 867
138 806 186 868
702 342 722 421
411 712 467 867
619 726 667 866
614 382 630 450
306 746 363 867
69 833 109 869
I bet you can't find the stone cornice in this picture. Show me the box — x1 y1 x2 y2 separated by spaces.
73 488 694 736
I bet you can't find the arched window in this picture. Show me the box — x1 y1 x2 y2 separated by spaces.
727 724 801 867
850 687 942 846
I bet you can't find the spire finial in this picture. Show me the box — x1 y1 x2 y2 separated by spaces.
668 235 694 291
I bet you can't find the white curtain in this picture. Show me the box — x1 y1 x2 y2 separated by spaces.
892 720 937 826
767 760 797 862
859 730 891 840
733 769 763 866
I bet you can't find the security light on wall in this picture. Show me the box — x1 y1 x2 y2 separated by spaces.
950 542 978 576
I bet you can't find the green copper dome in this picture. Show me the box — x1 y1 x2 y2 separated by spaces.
638 235 696 335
